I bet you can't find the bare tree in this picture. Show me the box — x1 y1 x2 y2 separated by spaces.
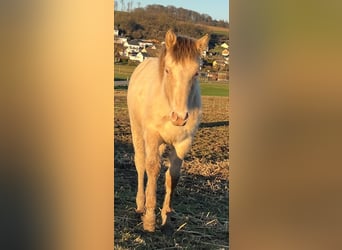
127 0 134 12
127 1 131 12
120 0 125 11
114 0 118 11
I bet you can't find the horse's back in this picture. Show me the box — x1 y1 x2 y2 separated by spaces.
128 58 159 90
127 58 161 129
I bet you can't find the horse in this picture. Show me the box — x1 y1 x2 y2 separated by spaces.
127 30 209 232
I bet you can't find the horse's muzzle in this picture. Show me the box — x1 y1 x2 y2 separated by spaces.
170 111 189 126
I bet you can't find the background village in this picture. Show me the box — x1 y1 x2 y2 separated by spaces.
114 28 229 81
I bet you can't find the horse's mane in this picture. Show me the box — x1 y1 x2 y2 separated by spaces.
159 35 199 79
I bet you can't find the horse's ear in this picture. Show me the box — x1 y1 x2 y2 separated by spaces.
196 34 209 52
165 29 177 49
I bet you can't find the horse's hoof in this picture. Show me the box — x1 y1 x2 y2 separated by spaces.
143 223 156 232
135 208 144 214
142 214 156 232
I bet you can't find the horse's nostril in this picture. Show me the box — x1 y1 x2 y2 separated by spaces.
171 111 178 121
170 111 188 126
184 112 189 121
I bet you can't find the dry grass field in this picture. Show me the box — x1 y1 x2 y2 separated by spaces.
114 90 229 249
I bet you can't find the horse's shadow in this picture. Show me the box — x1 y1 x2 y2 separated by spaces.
200 121 229 128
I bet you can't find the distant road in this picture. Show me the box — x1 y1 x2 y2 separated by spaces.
114 81 128 87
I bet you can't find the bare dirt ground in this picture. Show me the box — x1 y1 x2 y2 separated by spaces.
114 90 229 249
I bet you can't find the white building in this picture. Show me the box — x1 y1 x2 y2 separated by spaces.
124 40 141 53
221 42 229 49
139 41 154 48
129 52 147 63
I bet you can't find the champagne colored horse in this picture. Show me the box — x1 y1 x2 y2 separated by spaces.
127 30 209 232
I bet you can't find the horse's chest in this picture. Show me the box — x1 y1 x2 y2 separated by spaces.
159 120 197 145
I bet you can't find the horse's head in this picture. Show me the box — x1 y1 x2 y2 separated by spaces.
161 30 209 126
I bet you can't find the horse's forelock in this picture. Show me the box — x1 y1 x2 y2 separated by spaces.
171 36 199 63
159 35 200 80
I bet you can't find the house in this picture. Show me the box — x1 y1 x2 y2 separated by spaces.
114 37 127 44
222 49 229 57
114 29 119 37
213 60 227 68
207 72 218 81
129 52 148 62
124 40 141 53
213 59 228 71
221 42 229 49
139 41 154 48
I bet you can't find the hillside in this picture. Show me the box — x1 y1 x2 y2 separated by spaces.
114 4 229 46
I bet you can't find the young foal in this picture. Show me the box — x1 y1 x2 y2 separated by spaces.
127 30 209 232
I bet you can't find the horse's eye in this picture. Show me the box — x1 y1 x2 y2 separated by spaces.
194 71 199 77
165 69 169 74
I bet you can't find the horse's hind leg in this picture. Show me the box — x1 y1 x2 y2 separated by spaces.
161 149 181 231
161 141 191 233
131 126 146 214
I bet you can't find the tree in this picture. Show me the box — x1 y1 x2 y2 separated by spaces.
114 4 229 41
127 0 133 12
120 0 125 11
114 44 124 62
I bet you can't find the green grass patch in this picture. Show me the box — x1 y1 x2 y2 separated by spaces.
114 64 137 80
113 81 229 97
200 82 229 96
114 85 128 90
114 63 229 97
114 74 129 81
114 64 136 74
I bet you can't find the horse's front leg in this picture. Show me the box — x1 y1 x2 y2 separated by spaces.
161 140 192 232
142 131 162 232
131 128 146 214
